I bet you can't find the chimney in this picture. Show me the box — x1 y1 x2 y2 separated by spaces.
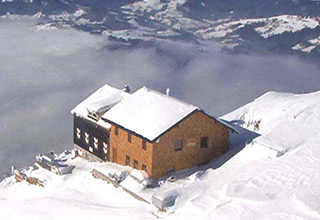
166 88 170 96
123 85 131 93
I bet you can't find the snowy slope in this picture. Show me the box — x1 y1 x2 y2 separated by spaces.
1 90 320 219
293 36 320 53
196 15 320 39
223 91 320 153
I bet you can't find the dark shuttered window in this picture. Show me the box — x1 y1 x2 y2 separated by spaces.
175 139 183 151
201 136 208 148
115 126 119 136
142 164 147 171
134 159 139 169
125 155 130 166
142 140 147 150
128 132 132 143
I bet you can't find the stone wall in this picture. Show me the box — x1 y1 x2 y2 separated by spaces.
74 144 104 163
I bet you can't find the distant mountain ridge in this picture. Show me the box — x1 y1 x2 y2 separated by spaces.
1 0 320 60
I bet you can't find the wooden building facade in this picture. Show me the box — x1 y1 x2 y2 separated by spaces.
71 84 129 163
72 85 236 180
107 110 232 179
73 115 109 162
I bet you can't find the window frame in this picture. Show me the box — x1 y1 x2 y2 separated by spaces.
168 166 175 173
142 164 147 171
125 155 130 166
175 139 183 151
76 128 81 139
103 142 108 154
142 140 147 150
85 132 90 144
200 136 209 148
128 132 132 143
134 159 139 169
94 137 98 149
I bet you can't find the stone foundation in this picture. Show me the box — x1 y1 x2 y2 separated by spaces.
74 144 104 163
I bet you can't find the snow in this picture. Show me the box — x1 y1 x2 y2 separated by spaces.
123 0 210 32
309 37 320 44
71 84 129 128
34 23 58 31
256 15 319 38
102 87 198 141
121 0 164 13
2 90 320 219
292 43 305 51
103 28 177 41
301 45 317 53
197 15 320 39
73 9 86 18
292 36 320 53
0 154 153 219
152 0 207 31
223 91 320 153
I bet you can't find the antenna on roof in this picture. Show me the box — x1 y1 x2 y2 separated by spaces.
166 88 170 96
123 85 131 93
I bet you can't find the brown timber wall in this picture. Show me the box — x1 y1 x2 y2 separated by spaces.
109 126 154 176
109 111 229 179
151 111 229 179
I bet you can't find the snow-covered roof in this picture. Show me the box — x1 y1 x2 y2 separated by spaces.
102 87 237 141
71 84 129 117
102 87 198 141
71 84 130 128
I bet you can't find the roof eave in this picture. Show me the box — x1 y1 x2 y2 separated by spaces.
199 110 239 134
101 117 155 142
101 109 199 143
102 108 238 143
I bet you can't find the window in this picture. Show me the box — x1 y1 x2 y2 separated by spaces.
115 126 119 136
175 139 183 151
88 111 98 121
134 159 139 169
94 137 98 148
168 166 175 173
125 155 130 166
76 128 81 139
89 146 93 152
142 164 147 171
103 142 108 154
85 132 90 144
201 136 208 148
142 140 147 150
128 132 132 143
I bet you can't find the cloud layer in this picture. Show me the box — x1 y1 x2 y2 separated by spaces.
1 18 320 178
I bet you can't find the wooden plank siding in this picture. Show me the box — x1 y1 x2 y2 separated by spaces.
73 115 110 161
109 125 154 176
109 111 229 179
152 111 229 179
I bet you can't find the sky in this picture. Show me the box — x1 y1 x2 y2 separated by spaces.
0 17 320 178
